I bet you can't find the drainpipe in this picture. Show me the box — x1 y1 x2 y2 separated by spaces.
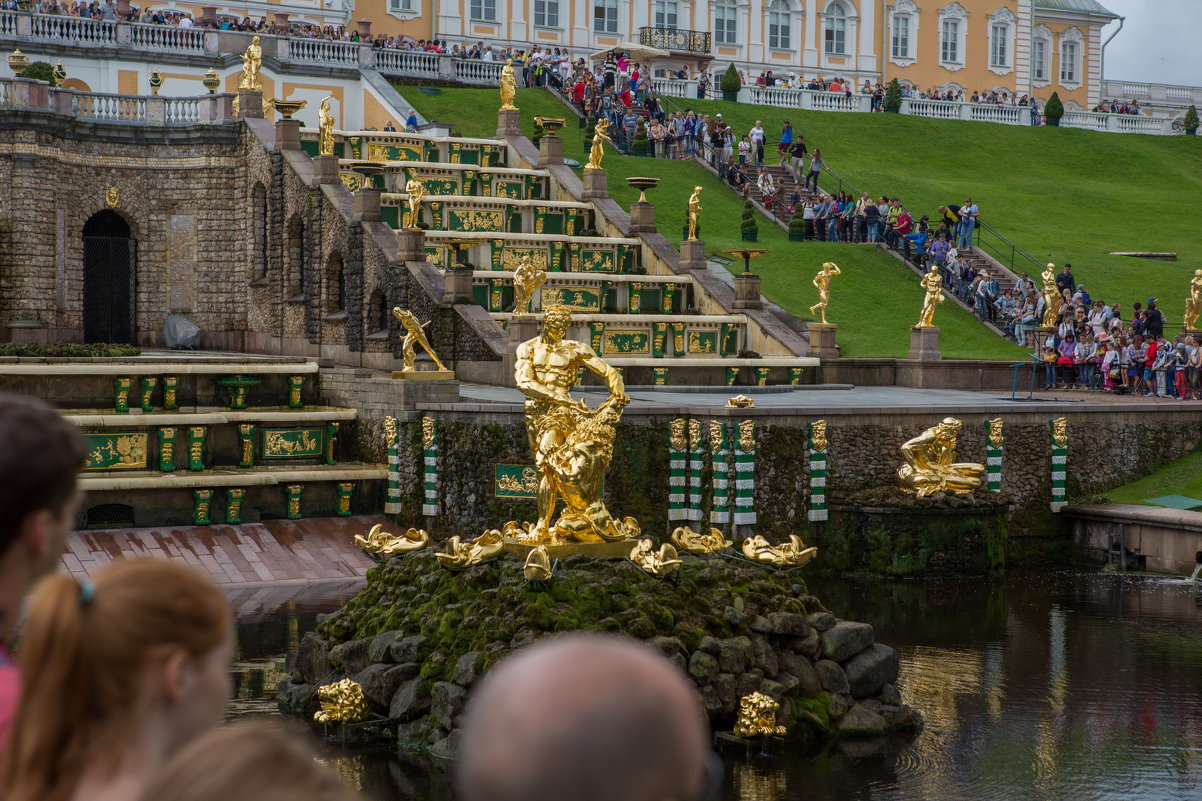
881 0 888 87
1100 15 1124 87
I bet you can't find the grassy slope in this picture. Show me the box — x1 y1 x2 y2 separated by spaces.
404 86 1028 359
1105 451 1202 506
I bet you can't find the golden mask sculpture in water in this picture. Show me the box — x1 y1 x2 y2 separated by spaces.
354 524 428 557
435 530 505 567
314 678 368 723
1185 270 1202 331
916 264 944 328
629 539 683 577
897 417 985 497
511 254 546 318
238 35 262 91
513 305 638 544
318 95 335 157
499 59 518 110
808 262 841 325
741 534 818 567
392 307 449 373
733 692 788 737
671 526 733 555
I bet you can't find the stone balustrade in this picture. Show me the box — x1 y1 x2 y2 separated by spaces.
0 76 234 124
1101 79 1202 108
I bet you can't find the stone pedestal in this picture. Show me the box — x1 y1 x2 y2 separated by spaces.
116 0 130 17
807 323 839 360
443 264 474 304
629 202 656 234
397 228 426 261
273 11 290 32
496 108 521 137
909 326 941 361
732 273 762 310
353 188 381 223
679 239 706 271
235 90 263 119
538 135 563 167
313 154 339 184
507 316 539 344
582 168 608 200
275 118 301 151
200 5 217 26
356 18 372 37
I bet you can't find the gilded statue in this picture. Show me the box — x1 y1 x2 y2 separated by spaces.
734 692 788 738
499 58 517 110
671 526 733 556
313 679 367 723
741 534 818 567
808 262 841 325
916 264 944 328
1040 263 1062 329
585 117 613 171
238 35 262 92
317 95 335 157
1051 416 1068 447
514 305 638 544
522 545 553 581
987 418 1004 448
1185 269 1202 331
354 523 429 557
435 530 504 567
810 419 828 452
511 254 547 318
403 176 426 230
629 539 683 577
686 186 703 241
897 417 985 497
392 307 449 373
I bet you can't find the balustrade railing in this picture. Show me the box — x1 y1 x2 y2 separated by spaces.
374 49 439 76
164 96 200 123
639 26 710 55
130 21 205 51
284 37 359 64
452 59 504 85
0 10 17 35
29 12 116 43
73 91 147 122
1060 110 1108 131
652 78 690 99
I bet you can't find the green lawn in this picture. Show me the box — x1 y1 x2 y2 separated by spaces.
402 86 1031 359
1104 451 1202 506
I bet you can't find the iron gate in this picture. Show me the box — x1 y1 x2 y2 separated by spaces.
82 234 136 344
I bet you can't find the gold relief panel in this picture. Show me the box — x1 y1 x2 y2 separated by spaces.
83 432 149 471
448 210 503 232
493 180 523 200
261 427 324 459
602 330 651 355
580 250 616 273
338 172 362 192
365 142 422 162
502 249 548 272
687 331 718 354
424 245 448 269
541 286 600 313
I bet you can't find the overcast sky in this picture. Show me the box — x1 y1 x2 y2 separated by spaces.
1100 0 1202 85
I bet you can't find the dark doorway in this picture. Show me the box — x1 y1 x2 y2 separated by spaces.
83 210 136 344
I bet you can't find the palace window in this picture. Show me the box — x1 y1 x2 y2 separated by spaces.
654 0 678 29
987 8 1014 73
714 0 737 44
990 24 1007 67
941 20 958 62
824 1 847 55
938 3 967 68
1032 25 1052 84
768 0 791 50
534 0 559 27
594 0 618 33
469 0 496 21
387 0 413 11
892 15 910 60
1059 28 1083 85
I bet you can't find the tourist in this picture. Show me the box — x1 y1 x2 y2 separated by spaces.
0 395 86 751
457 634 712 801
778 121 793 165
139 721 360 801
805 148 824 192
1140 333 1159 396
0 559 234 801
737 134 750 166
1144 297 1165 341
383 119 396 132
957 197 979 249
749 120 765 167
788 135 807 178
1055 263 1076 296
1057 333 1079 388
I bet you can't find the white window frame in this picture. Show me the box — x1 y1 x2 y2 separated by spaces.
388 0 414 12
714 0 737 44
534 0 560 28
1031 24 1052 86
938 2 968 70
469 0 496 21
889 0 918 65
987 7 1014 75
1059 27 1083 87
768 0 792 51
654 0 678 29
593 0 618 33
823 1 848 55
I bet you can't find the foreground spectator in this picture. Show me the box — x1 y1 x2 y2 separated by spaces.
458 634 713 801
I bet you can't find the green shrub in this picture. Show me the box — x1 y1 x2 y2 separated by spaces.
720 63 741 96
789 209 805 237
632 118 648 151
1185 105 1199 135
740 200 757 233
884 78 902 113
21 61 56 87
0 343 141 358
1044 91 1064 120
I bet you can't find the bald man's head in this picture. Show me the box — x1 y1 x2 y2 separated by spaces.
457 633 712 801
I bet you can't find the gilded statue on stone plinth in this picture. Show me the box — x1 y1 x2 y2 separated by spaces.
586 118 612 171
512 305 639 545
499 58 517 110
686 186 703 240
403 176 426 230
809 261 841 325
897 417 985 497
392 307 450 374
318 95 335 156
238 35 262 92
916 264 943 328
511 254 546 318
1184 269 1202 331
1041 263 1062 328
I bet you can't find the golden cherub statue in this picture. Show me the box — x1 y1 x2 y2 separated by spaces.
629 539 683 577
522 545 553 581
897 417 985 497
513 305 639 544
741 534 818 567
585 118 613 171
403 176 426 230
317 95 335 157
809 261 841 325
238 35 262 92
1040 263 1062 329
916 264 944 328
511 254 547 318
313 678 367 723
670 526 733 555
354 523 429 557
733 692 788 738
499 58 517 110
435 530 505 567
1185 270 1202 331
392 307 449 373
686 186 703 240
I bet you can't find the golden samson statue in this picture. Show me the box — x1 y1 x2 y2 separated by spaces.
513 305 638 544
897 417 985 497
916 264 943 328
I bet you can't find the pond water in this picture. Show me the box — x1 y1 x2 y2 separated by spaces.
233 571 1202 801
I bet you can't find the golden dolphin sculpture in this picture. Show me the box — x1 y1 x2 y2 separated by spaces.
741 534 818 568
354 524 429 557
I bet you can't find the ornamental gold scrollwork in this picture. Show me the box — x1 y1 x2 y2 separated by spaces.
497 467 541 494
709 420 726 451
687 419 702 450
313 678 367 723
511 254 547 318
810 419 828 452
897 417 985 497
383 416 397 446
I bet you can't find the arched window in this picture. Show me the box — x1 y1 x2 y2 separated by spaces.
890 0 918 63
1031 25 1052 85
714 0 737 44
767 0 791 50
1059 27 1083 86
988 7 1015 73
938 2 968 69
824 1 847 55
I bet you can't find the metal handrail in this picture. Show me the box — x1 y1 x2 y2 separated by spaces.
972 220 1045 276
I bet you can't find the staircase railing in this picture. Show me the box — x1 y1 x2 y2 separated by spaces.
972 220 1045 276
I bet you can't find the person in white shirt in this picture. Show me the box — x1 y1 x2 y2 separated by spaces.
748 121 765 167
178 14 193 27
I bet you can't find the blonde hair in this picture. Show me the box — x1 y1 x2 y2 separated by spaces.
139 721 361 801
1 559 231 801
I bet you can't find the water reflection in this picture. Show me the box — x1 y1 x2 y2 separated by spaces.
233 572 1202 801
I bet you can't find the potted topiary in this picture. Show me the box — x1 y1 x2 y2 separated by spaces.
632 118 648 156
1184 105 1199 136
740 200 758 242
21 60 57 87
884 78 902 113
788 209 805 241
1044 91 1064 127
721 63 741 103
